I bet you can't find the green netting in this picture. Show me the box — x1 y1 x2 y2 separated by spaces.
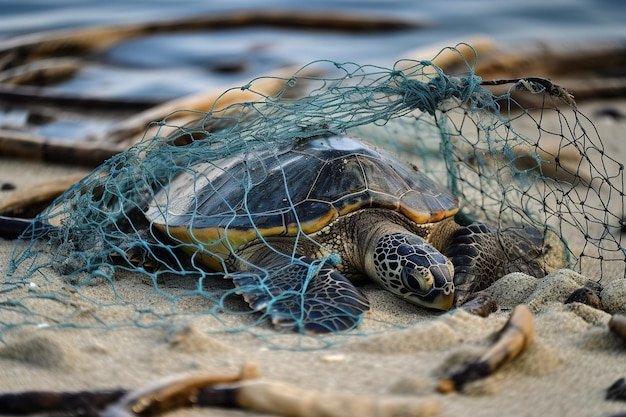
2 46 625 343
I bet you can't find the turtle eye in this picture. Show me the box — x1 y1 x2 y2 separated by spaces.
400 264 432 295
395 243 435 294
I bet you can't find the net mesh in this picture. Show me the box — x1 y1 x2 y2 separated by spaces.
2 46 624 343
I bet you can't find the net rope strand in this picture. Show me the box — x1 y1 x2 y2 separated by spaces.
2 47 624 345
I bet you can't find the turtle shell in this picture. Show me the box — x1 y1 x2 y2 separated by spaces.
146 136 459 270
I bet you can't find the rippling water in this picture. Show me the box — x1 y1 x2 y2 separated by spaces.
0 0 624 141
3 0 625 57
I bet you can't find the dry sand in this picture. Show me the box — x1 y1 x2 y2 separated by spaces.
1 99 626 417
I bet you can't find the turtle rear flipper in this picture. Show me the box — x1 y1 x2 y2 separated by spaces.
230 251 369 334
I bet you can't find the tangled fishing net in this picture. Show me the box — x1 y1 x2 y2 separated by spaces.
2 45 624 343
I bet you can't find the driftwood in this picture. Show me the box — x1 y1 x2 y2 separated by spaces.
0 362 440 417
0 9 422 92
438 304 535 393
102 64 318 149
0 64 318 165
0 309 539 415
0 9 624 167
0 10 423 165
0 173 84 218
102 363 261 417
0 9 422 68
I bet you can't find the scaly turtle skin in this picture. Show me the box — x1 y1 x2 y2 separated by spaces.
145 135 567 333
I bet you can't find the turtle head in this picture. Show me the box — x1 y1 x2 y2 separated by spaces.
371 233 455 310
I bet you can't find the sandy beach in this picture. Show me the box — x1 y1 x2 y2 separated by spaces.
0 94 625 417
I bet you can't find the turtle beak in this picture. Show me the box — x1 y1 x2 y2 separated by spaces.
423 264 455 310
427 283 455 310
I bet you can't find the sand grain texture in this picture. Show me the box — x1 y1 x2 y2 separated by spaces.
1 99 625 417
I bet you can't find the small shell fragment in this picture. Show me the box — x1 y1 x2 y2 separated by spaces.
321 354 346 364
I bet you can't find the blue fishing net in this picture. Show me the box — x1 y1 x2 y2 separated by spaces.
2 46 624 342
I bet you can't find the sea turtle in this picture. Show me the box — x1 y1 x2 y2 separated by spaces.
141 135 567 333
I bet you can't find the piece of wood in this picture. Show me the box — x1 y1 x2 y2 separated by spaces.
0 173 85 217
438 304 535 393
103 363 260 417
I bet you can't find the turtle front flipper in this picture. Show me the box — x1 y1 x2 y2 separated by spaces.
229 247 369 334
446 223 568 305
